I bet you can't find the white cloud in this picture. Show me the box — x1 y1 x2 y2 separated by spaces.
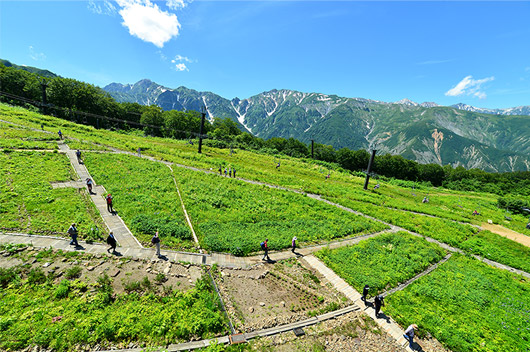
29 46 46 61
88 0 116 15
445 75 494 99
166 0 190 10
171 54 194 71
174 63 188 71
172 54 193 63
116 0 180 48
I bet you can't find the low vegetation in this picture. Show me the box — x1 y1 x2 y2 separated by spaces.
386 254 530 352
316 232 446 296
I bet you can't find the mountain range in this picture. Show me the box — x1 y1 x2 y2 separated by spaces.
104 79 530 173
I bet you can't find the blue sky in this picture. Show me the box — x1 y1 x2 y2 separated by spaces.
1 1 529 109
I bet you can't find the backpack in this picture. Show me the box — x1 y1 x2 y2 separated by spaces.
260 241 266 250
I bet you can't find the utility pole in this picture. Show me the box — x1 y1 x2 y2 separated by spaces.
311 139 314 159
198 106 206 154
363 149 377 190
40 79 48 115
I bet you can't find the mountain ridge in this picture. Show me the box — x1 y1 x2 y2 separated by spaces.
103 79 530 173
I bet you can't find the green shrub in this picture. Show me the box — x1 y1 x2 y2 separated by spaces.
27 268 46 285
497 196 529 215
124 280 141 293
64 265 82 280
0 267 19 288
54 280 70 299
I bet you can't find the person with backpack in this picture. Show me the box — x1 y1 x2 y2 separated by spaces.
233 168 236 178
261 239 270 261
76 150 82 163
152 231 161 257
291 236 297 253
58 130 63 140
403 324 418 349
67 223 79 247
106 194 113 213
362 284 370 302
106 231 117 254
374 294 385 318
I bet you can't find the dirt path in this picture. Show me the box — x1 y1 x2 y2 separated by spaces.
480 222 530 247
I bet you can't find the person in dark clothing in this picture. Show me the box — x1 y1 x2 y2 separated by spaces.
106 231 117 254
374 295 385 317
76 150 82 163
362 285 370 302
261 239 270 261
276 161 280 169
233 169 236 178
106 194 113 213
152 231 161 257
86 178 93 194
219 166 222 175
229 168 232 177
58 130 63 140
67 223 79 246
291 236 297 253
224 168 228 177
527 223 530 230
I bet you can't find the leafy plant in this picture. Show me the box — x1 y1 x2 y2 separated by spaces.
64 265 82 280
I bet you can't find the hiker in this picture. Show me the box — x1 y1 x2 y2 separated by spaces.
526 223 530 230
58 130 63 140
106 231 117 254
325 173 330 179
473 210 480 216
219 166 222 175
224 168 228 177
261 238 270 261
291 236 297 253
106 194 113 213
229 168 232 177
362 284 370 302
374 184 380 190
233 168 236 178
41 123 44 130
86 178 93 194
76 149 82 163
152 231 161 257
422 197 429 203
137 147 141 157
403 324 418 349
374 294 385 318
67 223 79 247
276 161 280 169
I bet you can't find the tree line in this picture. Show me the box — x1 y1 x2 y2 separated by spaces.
2 63 530 197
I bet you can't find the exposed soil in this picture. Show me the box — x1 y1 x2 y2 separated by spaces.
481 222 530 247
216 258 349 333
0 246 202 294
250 311 451 352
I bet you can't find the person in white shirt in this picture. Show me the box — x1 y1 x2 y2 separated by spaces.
404 324 418 349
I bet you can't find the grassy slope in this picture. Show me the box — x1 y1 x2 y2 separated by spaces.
315 232 447 296
386 254 530 352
